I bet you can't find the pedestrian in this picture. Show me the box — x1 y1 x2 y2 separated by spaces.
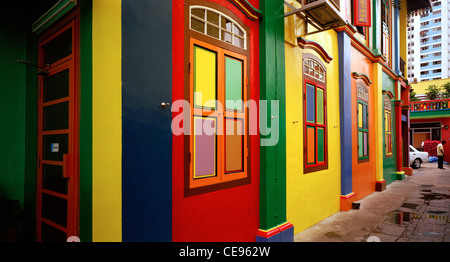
437 140 446 169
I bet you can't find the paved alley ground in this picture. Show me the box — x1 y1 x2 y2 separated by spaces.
294 163 450 242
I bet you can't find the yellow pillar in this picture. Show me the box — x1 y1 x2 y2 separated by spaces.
92 0 122 241
373 62 385 190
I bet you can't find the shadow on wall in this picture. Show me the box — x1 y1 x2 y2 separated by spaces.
0 194 23 242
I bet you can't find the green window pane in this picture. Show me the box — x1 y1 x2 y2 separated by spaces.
317 127 325 163
358 131 363 157
306 126 315 165
194 46 217 109
317 88 324 124
225 57 243 111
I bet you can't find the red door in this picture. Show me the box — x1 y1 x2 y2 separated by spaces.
36 18 79 242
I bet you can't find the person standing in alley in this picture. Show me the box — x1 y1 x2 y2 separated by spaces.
437 140 446 169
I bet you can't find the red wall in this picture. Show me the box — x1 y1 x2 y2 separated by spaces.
172 0 260 241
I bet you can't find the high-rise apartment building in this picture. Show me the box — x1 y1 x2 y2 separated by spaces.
407 0 448 83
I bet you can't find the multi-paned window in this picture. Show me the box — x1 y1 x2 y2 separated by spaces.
381 0 391 62
384 96 393 156
303 56 327 173
186 4 249 193
190 6 246 49
357 84 369 160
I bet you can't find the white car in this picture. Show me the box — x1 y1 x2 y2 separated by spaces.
410 145 429 169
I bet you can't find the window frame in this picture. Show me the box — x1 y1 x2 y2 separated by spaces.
357 84 369 162
302 54 328 174
189 5 247 50
381 0 392 65
184 0 251 196
384 96 393 157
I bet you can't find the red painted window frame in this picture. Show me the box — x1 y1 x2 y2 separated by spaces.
303 78 328 173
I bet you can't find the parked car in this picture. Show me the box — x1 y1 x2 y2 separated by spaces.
410 145 429 169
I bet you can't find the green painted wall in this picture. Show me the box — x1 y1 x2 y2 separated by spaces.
410 110 450 120
79 0 93 242
0 10 27 206
382 72 397 185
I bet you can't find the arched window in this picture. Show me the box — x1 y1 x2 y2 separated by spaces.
190 6 247 49
357 85 368 102
185 2 250 194
304 58 325 83
303 54 327 173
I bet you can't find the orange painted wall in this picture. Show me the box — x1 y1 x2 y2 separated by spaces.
351 46 376 200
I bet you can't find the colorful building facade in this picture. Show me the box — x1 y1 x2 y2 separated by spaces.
410 78 450 163
0 0 431 242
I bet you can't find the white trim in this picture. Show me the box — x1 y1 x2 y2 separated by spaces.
189 5 247 50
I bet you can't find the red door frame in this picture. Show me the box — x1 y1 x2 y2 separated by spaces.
36 9 80 241
303 79 328 170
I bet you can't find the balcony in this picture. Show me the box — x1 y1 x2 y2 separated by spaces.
420 12 440 21
420 71 442 79
420 29 442 39
302 0 340 10
285 0 345 31
419 38 441 46
420 22 441 30
420 63 441 71
420 54 441 63
420 46 442 55
410 99 450 119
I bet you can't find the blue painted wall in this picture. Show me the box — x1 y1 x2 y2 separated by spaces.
122 0 173 241
338 31 353 196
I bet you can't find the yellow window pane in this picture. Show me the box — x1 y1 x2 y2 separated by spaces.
358 103 363 128
194 46 217 109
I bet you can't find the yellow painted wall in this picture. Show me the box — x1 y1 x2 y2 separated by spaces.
284 3 341 233
399 1 408 78
92 0 122 242
411 78 450 95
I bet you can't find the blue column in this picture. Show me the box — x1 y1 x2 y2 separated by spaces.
338 31 353 196
122 0 173 241
393 0 400 75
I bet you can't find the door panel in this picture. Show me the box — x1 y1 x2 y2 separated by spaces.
37 20 78 242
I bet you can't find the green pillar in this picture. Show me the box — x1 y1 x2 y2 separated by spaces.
257 0 293 242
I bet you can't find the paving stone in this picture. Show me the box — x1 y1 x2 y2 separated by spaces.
409 235 443 242
293 163 450 242
376 222 406 236
415 222 447 233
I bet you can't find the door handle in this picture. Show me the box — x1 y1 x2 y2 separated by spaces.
161 102 170 109
63 154 73 178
